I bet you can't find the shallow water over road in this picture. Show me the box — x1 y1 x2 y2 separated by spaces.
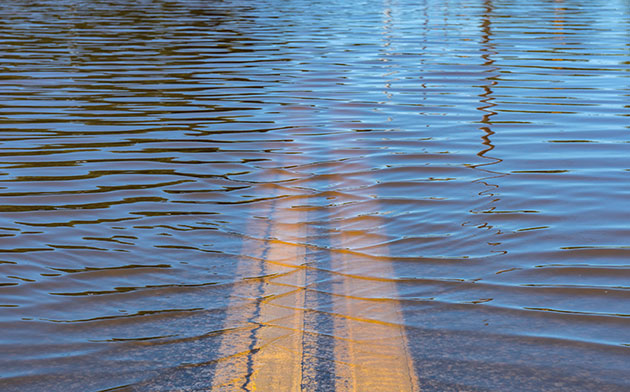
1 0 629 390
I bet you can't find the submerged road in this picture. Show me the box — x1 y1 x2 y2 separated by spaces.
209 139 419 390
1 0 630 391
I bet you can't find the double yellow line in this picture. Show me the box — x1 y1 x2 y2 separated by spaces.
209 174 419 390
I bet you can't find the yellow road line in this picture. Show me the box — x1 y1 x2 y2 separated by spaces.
211 175 419 390
248 236 306 392
210 200 308 391
332 233 420 391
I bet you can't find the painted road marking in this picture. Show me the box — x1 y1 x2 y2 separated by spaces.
332 235 420 391
210 195 308 391
210 185 419 391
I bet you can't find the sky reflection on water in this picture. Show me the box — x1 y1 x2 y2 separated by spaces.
0 0 629 391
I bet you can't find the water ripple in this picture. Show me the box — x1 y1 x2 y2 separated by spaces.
1 0 629 391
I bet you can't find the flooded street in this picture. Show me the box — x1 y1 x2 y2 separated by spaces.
1 0 629 390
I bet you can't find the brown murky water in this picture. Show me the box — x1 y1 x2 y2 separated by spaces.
1 0 629 391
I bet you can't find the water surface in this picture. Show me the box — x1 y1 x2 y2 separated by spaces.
1 0 629 391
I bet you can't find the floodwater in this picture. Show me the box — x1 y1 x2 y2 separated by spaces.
1 0 629 390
